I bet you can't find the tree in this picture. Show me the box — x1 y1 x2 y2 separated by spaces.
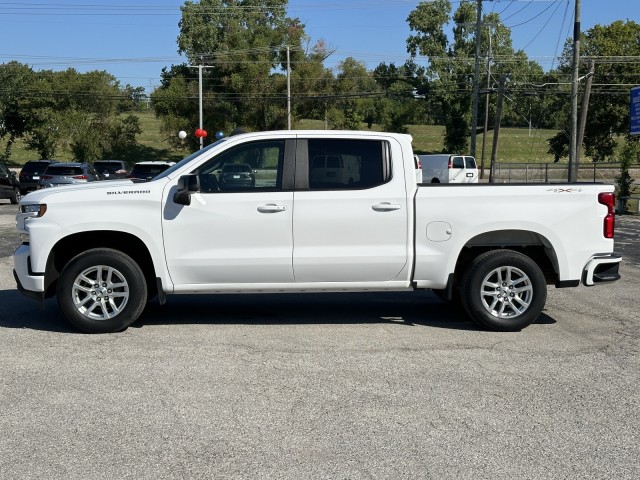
0 62 34 160
175 0 307 131
371 61 429 132
328 57 377 129
552 20 640 162
406 0 541 152
0 65 142 161
615 136 639 213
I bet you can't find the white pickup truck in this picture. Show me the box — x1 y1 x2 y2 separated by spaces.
14 130 621 333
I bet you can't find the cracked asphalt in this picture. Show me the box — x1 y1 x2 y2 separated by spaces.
0 200 638 479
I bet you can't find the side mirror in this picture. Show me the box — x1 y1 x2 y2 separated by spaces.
173 174 200 206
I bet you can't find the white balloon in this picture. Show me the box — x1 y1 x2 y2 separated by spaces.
178 130 187 139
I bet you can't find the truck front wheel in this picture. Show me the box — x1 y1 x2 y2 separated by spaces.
460 250 546 331
57 249 148 333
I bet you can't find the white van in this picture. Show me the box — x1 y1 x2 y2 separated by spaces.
310 154 361 186
418 154 478 184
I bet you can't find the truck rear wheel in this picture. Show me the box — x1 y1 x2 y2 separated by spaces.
57 248 147 333
460 250 546 331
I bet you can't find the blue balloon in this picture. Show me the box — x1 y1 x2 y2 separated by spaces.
215 131 225 139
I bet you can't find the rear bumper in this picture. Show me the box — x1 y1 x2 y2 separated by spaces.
582 253 622 286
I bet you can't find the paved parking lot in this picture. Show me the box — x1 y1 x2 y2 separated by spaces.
0 200 639 479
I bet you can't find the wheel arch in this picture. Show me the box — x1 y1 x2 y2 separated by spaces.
452 229 559 286
44 231 158 298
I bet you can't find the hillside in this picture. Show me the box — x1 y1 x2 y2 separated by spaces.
4 109 564 166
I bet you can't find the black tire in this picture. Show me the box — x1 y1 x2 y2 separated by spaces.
10 187 20 204
460 250 546 332
57 248 148 333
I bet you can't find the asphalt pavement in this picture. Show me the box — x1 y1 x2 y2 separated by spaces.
0 200 639 479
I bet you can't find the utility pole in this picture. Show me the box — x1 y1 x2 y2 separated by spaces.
286 45 291 130
568 0 581 182
470 0 484 158
198 63 204 150
489 74 507 183
577 59 595 164
480 29 492 179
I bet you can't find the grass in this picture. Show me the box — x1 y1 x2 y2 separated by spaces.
296 119 562 163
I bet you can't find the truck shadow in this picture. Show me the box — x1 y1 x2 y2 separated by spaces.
0 289 556 333
0 290 76 333
135 291 557 332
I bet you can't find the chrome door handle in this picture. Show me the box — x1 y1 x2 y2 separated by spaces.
257 204 287 213
372 202 401 212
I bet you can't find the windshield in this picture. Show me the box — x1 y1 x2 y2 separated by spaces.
21 162 52 173
153 138 228 180
132 164 171 176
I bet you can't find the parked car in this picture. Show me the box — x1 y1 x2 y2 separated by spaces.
93 160 130 180
129 161 176 181
0 161 20 204
18 160 58 194
219 163 256 190
418 154 478 184
38 162 103 188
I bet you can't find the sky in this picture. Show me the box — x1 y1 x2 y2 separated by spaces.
0 0 638 93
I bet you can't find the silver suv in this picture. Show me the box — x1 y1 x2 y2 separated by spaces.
38 163 103 188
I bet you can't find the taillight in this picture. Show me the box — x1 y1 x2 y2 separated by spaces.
41 175 53 179
448 158 452 169
598 192 615 239
72 175 89 180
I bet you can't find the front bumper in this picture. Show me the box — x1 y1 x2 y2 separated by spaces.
583 253 622 286
13 244 45 302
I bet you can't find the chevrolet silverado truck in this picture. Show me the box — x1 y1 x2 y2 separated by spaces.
14 130 621 333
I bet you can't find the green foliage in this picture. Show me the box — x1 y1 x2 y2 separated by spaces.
173 0 307 131
0 62 143 162
547 131 569 163
0 62 35 160
406 0 544 152
553 20 640 162
615 137 639 213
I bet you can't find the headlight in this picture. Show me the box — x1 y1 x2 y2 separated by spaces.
20 204 47 217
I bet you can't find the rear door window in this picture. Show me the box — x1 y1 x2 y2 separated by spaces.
307 139 389 190
465 157 477 168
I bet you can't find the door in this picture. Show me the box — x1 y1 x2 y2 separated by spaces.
448 156 466 183
293 138 409 283
464 156 479 183
162 139 295 286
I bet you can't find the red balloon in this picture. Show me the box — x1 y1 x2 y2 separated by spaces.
195 128 208 138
